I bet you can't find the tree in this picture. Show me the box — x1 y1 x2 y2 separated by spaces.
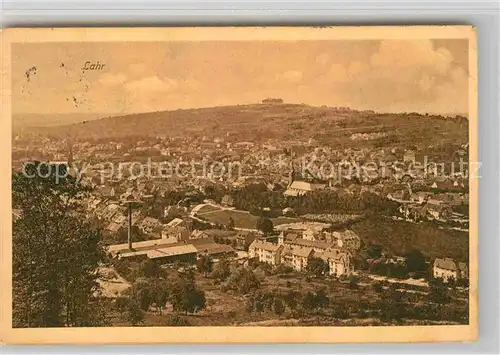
380 288 406 322
348 275 359 289
405 249 426 274
150 279 170 314
117 225 142 244
196 254 213 276
138 259 165 279
300 288 329 314
211 257 231 281
301 292 317 312
115 296 129 314
372 281 384 293
272 297 285 316
366 244 383 259
227 217 235 230
170 273 206 315
164 314 190 326
256 217 274 235
306 257 329 278
283 290 300 311
128 279 154 311
124 299 145 326
115 295 144 325
12 162 107 327
429 279 451 304
226 268 261 294
314 288 330 309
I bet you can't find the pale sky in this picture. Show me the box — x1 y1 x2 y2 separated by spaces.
12 39 469 116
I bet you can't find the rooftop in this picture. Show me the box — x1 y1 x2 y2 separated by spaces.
166 218 184 227
331 229 360 241
147 244 198 259
320 248 349 262
283 245 314 258
108 238 176 255
434 257 461 271
284 236 334 250
249 240 283 252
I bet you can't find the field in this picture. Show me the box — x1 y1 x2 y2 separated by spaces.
195 205 302 230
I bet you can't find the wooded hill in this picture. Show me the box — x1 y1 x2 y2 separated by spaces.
29 103 469 155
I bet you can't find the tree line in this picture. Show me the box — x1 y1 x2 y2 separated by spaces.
13 163 107 327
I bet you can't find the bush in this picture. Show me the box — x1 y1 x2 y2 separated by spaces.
429 281 451 304
164 314 190 326
331 306 349 319
170 273 206 314
273 264 294 275
211 257 231 281
113 258 132 280
372 282 383 293
306 257 330 278
272 298 285 316
300 289 329 313
348 275 359 289
225 268 260 294
138 259 165 279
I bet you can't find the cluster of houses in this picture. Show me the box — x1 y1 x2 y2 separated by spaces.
386 184 469 225
248 229 360 277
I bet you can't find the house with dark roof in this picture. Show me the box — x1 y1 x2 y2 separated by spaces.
236 231 259 251
190 238 236 259
147 244 198 264
139 217 162 235
191 229 210 240
280 231 336 254
106 221 124 234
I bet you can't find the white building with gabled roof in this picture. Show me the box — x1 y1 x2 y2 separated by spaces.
283 181 314 197
320 248 353 277
248 240 283 266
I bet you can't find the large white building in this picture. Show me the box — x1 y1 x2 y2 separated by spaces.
320 248 353 277
433 258 468 282
283 181 314 197
282 246 315 272
248 240 284 266
251 232 354 277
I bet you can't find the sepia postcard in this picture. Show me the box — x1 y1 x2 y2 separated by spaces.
0 26 477 344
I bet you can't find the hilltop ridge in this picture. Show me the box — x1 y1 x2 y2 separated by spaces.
25 103 468 153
